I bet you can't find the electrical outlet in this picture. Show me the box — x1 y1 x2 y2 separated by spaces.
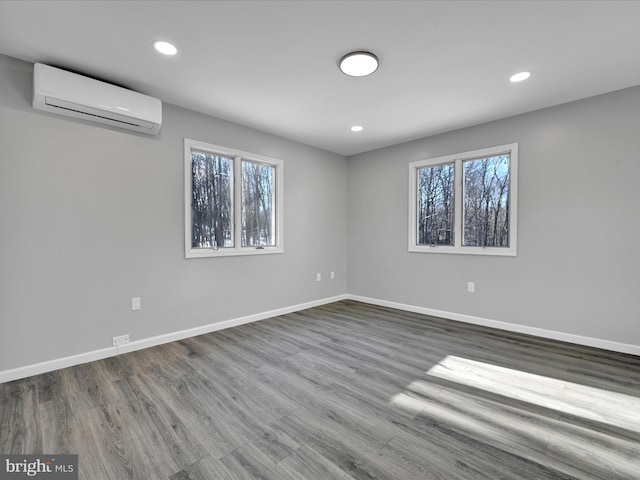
131 297 141 311
113 334 130 347
467 282 475 293
316 273 322 282
330 270 335 280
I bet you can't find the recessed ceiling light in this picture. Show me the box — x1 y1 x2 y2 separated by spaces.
340 52 379 77
510 71 531 83
154 41 177 56
351 125 364 132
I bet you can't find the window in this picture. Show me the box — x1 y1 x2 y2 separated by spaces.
409 143 517 256
185 139 283 258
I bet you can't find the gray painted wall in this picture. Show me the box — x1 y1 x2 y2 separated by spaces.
348 85 640 346
2 50 639 374
0 55 348 371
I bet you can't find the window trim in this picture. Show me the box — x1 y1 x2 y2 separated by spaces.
408 143 518 256
184 138 284 258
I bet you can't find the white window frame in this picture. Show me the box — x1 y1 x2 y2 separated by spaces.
409 143 518 256
185 138 284 258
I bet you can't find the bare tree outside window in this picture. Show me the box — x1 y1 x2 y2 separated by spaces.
191 151 233 249
409 143 517 256
417 163 454 245
185 139 283 258
463 155 510 247
242 160 275 247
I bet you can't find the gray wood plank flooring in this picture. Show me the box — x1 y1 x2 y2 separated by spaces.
2 300 640 479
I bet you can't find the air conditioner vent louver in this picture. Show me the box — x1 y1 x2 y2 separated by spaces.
33 63 162 135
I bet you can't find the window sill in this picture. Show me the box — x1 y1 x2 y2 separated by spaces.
186 246 284 259
409 245 516 256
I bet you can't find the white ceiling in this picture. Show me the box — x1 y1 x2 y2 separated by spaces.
1 0 640 156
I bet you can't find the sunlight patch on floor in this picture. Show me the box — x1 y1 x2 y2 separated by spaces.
425 355 639 431
389 391 430 415
388 355 640 479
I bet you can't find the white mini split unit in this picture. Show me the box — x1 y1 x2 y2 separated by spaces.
33 63 162 135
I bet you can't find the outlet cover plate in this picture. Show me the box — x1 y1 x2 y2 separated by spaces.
131 297 141 311
113 334 130 347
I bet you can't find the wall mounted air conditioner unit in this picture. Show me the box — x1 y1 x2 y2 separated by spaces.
33 63 162 135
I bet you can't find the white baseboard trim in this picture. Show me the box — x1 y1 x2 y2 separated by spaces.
347 294 640 356
117 294 348 355
0 294 349 384
0 347 118 385
3 292 637 384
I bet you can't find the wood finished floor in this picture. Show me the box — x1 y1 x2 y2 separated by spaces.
1 300 639 479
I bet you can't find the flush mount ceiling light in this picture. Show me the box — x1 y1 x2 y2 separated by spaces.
510 71 531 83
340 51 379 77
154 41 177 56
351 125 364 132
